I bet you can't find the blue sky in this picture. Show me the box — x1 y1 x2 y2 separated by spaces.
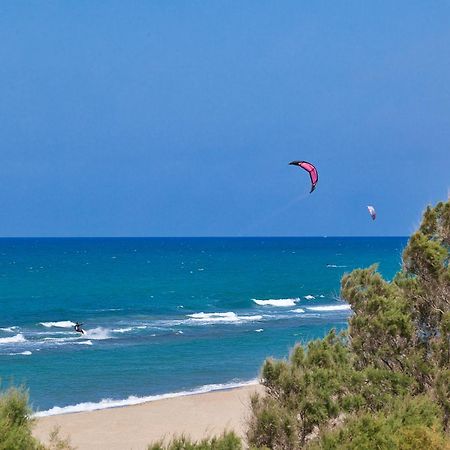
0 1 449 236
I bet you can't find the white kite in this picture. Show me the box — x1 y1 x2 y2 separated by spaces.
367 205 376 220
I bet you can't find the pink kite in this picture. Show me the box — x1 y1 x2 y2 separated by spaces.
289 161 319 193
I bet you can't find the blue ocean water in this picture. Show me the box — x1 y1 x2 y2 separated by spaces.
0 237 406 415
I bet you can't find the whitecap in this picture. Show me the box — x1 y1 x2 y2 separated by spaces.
252 298 299 307
112 327 133 334
40 321 75 329
8 351 32 356
187 312 262 324
34 379 258 417
290 308 305 313
0 334 26 344
254 329 264 332
304 295 315 300
76 340 93 346
306 304 351 312
0 326 18 333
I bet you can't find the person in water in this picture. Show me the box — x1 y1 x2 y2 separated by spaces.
74 322 84 334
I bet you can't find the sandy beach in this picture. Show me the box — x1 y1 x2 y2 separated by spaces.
33 384 263 450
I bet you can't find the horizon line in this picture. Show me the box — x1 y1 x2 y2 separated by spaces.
0 235 409 239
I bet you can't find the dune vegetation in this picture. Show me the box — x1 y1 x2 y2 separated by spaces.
246 198 450 449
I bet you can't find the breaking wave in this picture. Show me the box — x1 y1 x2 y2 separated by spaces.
187 312 263 324
40 321 75 329
34 379 258 417
306 304 351 312
252 298 298 307
0 326 19 333
0 334 26 344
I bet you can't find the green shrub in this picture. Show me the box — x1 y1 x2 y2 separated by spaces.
0 386 43 450
147 431 242 450
309 396 449 450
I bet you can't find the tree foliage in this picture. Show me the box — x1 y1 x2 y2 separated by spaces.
0 386 41 450
248 199 450 449
147 432 242 450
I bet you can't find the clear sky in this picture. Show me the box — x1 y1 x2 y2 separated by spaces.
1 1 449 237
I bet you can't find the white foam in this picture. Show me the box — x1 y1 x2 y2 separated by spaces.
76 340 93 346
34 379 258 417
41 336 80 346
40 321 75 329
8 351 32 356
306 304 351 312
252 298 298 307
93 308 123 312
290 308 305 313
83 327 112 340
304 295 315 300
187 312 262 324
112 325 148 334
326 265 348 268
112 327 133 334
254 329 264 332
0 326 18 333
0 334 26 344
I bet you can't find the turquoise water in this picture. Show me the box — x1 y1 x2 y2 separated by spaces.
0 237 406 415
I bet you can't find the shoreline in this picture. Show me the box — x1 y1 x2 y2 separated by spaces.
34 378 259 417
34 384 263 449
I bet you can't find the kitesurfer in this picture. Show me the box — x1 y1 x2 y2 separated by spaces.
74 322 85 334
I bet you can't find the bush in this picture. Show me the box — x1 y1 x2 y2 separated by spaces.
309 396 448 450
0 386 43 450
147 431 242 450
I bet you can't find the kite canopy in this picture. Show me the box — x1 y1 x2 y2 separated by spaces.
367 205 376 220
289 161 319 193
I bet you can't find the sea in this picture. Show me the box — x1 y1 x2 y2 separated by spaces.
0 237 406 416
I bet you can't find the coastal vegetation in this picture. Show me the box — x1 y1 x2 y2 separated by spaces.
246 198 450 449
0 386 73 450
148 432 242 450
1 199 448 449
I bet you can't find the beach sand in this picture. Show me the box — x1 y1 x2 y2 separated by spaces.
33 384 263 450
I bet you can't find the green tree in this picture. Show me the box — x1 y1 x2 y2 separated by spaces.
248 199 450 449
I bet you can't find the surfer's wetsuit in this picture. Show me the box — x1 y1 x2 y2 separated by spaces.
74 322 84 334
